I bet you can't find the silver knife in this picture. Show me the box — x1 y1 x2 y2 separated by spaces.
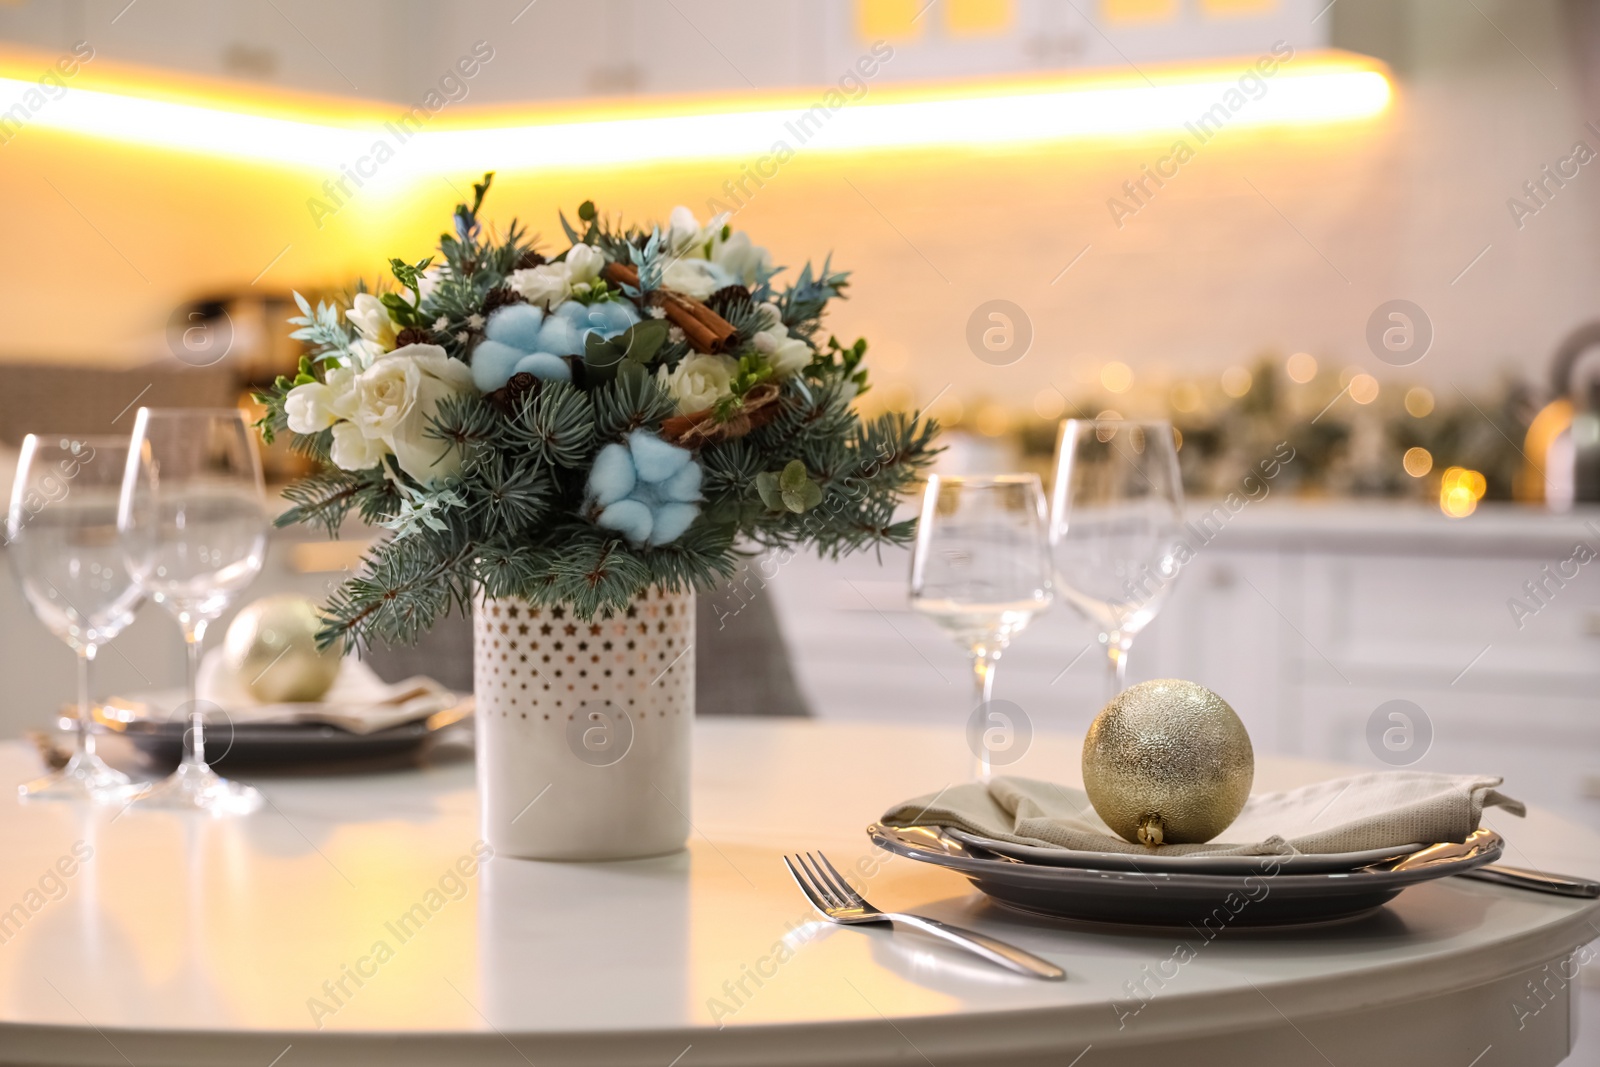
1460 864 1600 898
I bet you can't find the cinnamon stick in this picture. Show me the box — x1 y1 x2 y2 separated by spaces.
603 262 737 354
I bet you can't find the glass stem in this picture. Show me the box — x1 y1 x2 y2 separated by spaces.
1103 629 1131 705
76 644 98 761
970 643 1001 781
181 617 208 771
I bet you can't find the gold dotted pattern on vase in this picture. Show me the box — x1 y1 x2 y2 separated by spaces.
473 587 693 728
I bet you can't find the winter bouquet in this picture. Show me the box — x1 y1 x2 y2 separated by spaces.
258 175 938 647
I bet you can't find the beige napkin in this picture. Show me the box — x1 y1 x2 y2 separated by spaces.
882 773 1526 857
101 653 464 736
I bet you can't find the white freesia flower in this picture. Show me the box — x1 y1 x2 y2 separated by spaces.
349 344 477 484
417 266 443 302
346 292 397 349
330 422 385 471
665 206 729 256
565 243 604 284
711 230 769 286
283 366 357 433
658 353 737 414
661 259 722 300
285 382 336 434
754 328 813 378
754 301 783 331
508 263 572 309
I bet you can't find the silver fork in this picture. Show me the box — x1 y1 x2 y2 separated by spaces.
783 851 1065 980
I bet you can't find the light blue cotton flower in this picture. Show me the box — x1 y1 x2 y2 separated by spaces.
472 300 642 392
587 430 702 547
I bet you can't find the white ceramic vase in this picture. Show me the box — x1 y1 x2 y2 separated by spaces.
473 587 693 861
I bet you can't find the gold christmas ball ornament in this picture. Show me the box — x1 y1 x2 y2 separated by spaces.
223 594 341 704
1082 680 1254 848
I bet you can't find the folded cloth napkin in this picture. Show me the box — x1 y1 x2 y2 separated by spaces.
882 773 1525 857
101 652 464 736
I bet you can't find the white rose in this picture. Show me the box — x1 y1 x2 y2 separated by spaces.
346 292 397 349
353 355 419 441
565 243 604 284
508 263 572 310
754 328 813 378
711 231 769 286
354 344 477 485
661 259 722 300
659 353 737 414
377 347 476 483
330 422 385 471
347 338 385 370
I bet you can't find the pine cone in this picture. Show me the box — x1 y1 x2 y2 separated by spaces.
486 371 541 415
482 286 526 316
515 250 547 270
707 285 753 318
394 326 433 347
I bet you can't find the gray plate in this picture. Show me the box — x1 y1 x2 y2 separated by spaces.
944 828 1424 875
869 823 1503 926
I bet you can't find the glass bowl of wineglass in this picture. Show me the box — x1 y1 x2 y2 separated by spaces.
1049 419 1185 706
909 474 1053 780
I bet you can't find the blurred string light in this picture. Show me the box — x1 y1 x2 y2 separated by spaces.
1220 366 1253 398
928 393 964 426
975 404 1010 436
1439 466 1487 518
1403 446 1433 477
1033 387 1067 421
1404 387 1434 417
1170 382 1201 413
1286 352 1318 383
0 53 1392 172
1100 361 1133 393
1348 373 1379 404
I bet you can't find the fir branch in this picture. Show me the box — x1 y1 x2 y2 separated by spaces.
591 364 676 440
514 382 596 467
318 538 474 650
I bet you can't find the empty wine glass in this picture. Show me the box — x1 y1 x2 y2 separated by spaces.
118 408 267 814
8 435 145 802
909 474 1053 780
1049 419 1185 704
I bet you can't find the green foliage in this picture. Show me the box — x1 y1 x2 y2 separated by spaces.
264 179 940 650
757 460 823 514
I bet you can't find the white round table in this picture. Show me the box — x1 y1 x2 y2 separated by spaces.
0 719 1594 1066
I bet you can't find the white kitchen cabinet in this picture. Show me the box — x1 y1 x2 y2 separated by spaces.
0 0 1332 105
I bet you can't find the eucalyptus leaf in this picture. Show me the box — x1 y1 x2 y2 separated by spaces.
583 332 627 384
783 480 823 513
617 319 670 364
755 472 784 511
779 459 809 492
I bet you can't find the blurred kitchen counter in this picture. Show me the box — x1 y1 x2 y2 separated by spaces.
1186 499 1600 555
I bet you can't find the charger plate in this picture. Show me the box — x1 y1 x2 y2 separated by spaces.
868 823 1503 926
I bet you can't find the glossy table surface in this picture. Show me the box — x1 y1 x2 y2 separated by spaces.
1 718 1596 1067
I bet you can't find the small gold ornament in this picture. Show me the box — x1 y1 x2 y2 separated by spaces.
1082 679 1254 847
223 594 341 703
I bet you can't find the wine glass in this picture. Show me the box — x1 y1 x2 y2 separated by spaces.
8 435 145 802
909 474 1053 780
118 408 267 814
1049 418 1185 704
